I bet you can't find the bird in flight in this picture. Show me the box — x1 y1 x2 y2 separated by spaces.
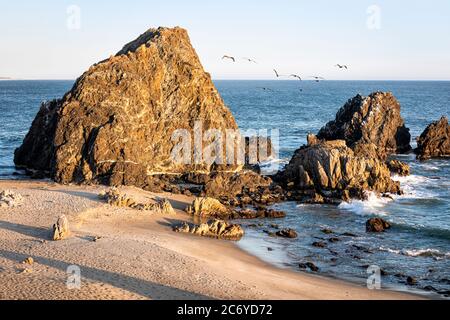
222 55 236 62
310 76 325 82
273 69 283 78
242 57 258 64
290 74 302 81
335 64 348 69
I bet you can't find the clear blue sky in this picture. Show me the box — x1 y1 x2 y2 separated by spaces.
1 0 449 80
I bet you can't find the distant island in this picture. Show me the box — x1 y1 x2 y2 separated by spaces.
0 77 11 80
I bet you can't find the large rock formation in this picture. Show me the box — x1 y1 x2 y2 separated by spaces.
415 116 450 160
317 92 411 159
15 27 241 187
278 139 401 201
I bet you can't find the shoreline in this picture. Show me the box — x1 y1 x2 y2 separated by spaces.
0 179 424 300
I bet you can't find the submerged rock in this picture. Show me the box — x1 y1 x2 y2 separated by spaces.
366 217 391 233
14 27 241 186
174 219 244 240
317 92 411 159
0 190 23 208
277 140 401 201
415 116 450 160
52 215 70 241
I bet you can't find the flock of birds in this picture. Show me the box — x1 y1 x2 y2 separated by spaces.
221 55 349 90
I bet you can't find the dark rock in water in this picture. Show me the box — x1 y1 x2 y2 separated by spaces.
14 27 241 186
341 232 357 237
328 237 340 243
423 285 438 292
305 262 319 272
406 276 417 286
316 92 411 160
415 116 450 160
386 159 410 176
298 262 319 272
277 140 401 201
366 218 391 233
267 247 274 251
321 228 334 234
276 228 298 239
312 241 327 248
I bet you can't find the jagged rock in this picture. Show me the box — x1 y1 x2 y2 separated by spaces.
0 190 23 208
14 27 241 186
231 208 286 219
186 197 230 218
366 217 391 232
386 159 410 176
52 215 70 241
317 92 411 159
99 188 175 214
278 140 401 201
99 187 137 207
276 228 298 238
312 241 327 248
416 116 450 160
174 219 244 240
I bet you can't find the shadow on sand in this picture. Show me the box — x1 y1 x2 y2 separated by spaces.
0 249 212 300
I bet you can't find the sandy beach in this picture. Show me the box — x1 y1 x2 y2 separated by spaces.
0 180 422 300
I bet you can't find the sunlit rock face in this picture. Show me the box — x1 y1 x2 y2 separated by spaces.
317 92 411 160
15 27 241 187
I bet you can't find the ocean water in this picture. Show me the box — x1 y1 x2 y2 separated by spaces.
1 80 449 296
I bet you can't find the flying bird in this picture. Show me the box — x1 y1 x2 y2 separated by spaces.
290 74 302 81
222 55 236 62
273 69 282 78
335 64 348 69
242 57 258 64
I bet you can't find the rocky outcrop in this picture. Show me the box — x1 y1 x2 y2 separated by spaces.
0 190 23 208
52 215 70 241
386 160 410 176
278 140 401 201
203 170 282 206
186 197 230 218
317 92 411 159
415 117 450 160
174 219 244 240
15 27 241 187
99 187 175 214
366 217 391 232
